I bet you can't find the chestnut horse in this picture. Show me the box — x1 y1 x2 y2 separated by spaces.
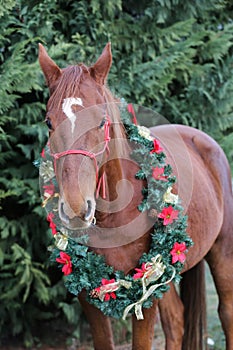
38 43 233 350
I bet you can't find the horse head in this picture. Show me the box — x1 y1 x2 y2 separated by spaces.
39 43 113 229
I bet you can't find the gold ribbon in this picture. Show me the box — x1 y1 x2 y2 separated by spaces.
40 160 55 182
122 255 176 320
92 279 132 302
163 186 179 205
42 193 59 208
137 125 154 141
54 231 69 250
140 255 166 294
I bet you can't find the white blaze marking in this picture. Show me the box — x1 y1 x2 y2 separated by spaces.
62 97 84 133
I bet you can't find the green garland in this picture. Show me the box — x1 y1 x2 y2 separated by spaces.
40 104 193 320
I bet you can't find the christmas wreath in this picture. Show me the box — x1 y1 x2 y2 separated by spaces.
39 103 193 320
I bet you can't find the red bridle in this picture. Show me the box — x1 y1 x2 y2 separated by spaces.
51 115 111 199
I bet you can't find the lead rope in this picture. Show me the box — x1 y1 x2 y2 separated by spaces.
95 116 111 199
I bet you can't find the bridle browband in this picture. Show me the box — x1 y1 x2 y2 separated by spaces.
50 115 111 200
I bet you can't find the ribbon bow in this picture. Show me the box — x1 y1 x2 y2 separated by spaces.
91 279 132 302
123 255 175 320
54 231 69 250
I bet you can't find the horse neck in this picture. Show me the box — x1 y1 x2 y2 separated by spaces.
99 91 141 206
98 124 141 208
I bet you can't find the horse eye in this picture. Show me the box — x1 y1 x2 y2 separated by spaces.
99 117 106 129
45 118 53 130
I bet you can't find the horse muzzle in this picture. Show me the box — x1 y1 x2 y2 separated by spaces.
58 197 96 230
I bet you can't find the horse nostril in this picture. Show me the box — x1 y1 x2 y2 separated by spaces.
84 200 93 222
59 202 70 224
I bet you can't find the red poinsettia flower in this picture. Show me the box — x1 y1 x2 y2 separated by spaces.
41 148 45 158
47 212 57 235
133 262 147 279
150 139 163 154
98 278 117 301
170 242 187 264
152 167 167 181
158 206 179 225
43 183 55 197
56 251 72 275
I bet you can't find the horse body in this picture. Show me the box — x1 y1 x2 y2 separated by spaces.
39 43 233 350
153 124 225 267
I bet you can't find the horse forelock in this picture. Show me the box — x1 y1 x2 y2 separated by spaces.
48 64 87 111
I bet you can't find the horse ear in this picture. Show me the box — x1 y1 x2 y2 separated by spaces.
90 42 112 85
38 43 62 88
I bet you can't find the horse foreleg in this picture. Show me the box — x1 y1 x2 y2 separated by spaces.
132 299 158 350
158 284 184 350
78 291 115 350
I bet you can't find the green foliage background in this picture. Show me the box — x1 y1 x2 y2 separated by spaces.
0 0 232 346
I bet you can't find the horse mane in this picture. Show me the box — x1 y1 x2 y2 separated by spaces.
103 86 131 159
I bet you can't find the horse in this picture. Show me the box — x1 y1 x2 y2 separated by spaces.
38 42 233 350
